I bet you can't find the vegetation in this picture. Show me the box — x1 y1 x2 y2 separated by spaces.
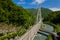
44 11 60 32
27 8 52 18
43 11 60 40
0 0 36 29
0 0 36 39
44 11 60 24
41 24 45 30
47 22 60 40
0 28 26 40
48 34 52 40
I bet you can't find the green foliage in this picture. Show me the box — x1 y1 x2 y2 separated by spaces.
44 11 60 24
0 0 36 28
43 11 60 32
41 24 45 29
46 22 60 40
43 10 60 40
27 8 52 18
0 28 26 40
48 34 52 40
0 0 36 39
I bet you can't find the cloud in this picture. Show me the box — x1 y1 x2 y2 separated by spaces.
17 0 25 4
32 0 45 4
17 2 25 4
49 8 60 11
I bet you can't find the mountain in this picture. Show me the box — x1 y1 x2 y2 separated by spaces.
0 0 36 28
27 8 52 18
44 11 60 24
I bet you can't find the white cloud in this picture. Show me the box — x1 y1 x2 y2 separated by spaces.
17 0 25 4
17 2 25 4
32 0 45 4
49 8 60 11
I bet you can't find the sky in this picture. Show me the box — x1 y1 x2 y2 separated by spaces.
13 0 60 11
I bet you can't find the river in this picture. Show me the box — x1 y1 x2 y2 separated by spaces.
33 24 54 40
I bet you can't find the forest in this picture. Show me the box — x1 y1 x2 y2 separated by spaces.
0 0 36 29
0 0 60 40
0 0 36 39
44 11 60 40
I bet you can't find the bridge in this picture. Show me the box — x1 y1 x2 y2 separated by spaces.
18 4 43 40
0 4 58 40
18 4 59 40
0 4 43 40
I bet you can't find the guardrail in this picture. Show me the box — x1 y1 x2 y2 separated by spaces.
0 21 42 40
19 22 42 40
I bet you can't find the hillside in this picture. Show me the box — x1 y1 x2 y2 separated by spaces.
44 11 60 24
0 0 36 33
27 8 52 18
44 11 60 40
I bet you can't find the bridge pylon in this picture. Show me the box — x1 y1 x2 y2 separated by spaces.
36 4 42 23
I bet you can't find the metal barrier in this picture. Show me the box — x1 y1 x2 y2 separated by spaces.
4 22 42 40
19 22 42 40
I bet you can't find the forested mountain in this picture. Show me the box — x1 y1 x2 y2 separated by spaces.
27 8 52 18
44 11 60 24
0 0 36 29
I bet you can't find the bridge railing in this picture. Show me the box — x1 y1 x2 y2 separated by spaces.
19 22 42 40
0 22 42 40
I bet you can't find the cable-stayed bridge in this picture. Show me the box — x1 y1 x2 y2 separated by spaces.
0 4 58 40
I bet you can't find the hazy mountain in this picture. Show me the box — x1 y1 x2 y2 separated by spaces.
27 8 52 18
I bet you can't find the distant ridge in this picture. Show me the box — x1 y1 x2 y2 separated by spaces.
27 8 52 18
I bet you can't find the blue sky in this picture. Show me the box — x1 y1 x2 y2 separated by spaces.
13 0 60 11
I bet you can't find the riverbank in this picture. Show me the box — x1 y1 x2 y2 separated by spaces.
44 22 60 40
34 24 54 40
